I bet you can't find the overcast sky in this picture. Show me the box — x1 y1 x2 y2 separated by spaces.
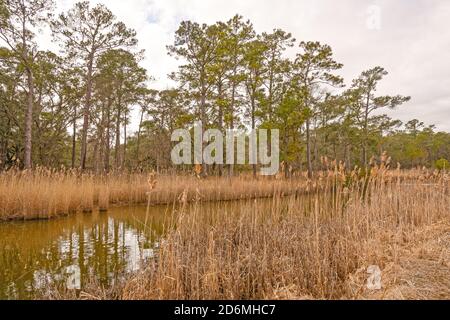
41 0 450 132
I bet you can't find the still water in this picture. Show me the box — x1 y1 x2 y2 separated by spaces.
0 205 170 299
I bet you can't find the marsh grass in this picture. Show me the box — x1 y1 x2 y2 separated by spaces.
119 166 449 300
16 164 449 300
0 165 446 222
0 168 317 221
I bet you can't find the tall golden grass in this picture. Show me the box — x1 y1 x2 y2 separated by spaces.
0 165 446 221
0 167 317 221
119 166 449 300
24 163 449 300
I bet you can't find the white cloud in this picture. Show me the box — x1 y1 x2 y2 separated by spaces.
33 0 450 132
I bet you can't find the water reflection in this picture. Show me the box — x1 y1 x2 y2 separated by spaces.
0 205 167 299
0 195 316 300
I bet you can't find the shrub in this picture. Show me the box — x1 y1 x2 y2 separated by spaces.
435 158 449 171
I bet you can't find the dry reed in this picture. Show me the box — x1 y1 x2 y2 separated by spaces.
119 166 449 300
0 168 316 221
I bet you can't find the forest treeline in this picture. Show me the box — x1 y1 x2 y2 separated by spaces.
1 0 449 176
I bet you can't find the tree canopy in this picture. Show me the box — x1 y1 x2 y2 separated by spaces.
0 3 447 174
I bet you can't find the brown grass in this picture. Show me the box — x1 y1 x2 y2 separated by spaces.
1 165 449 300
119 167 449 300
350 221 450 299
0 163 444 221
0 168 314 221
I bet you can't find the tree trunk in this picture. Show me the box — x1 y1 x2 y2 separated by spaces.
283 127 289 178
306 118 312 179
71 105 77 168
23 66 34 169
200 81 207 177
96 106 105 174
363 91 371 168
104 98 112 172
313 127 318 171
93 137 99 174
80 54 94 170
304 87 313 179
251 97 257 179
123 119 127 168
228 83 236 178
136 106 145 163
115 105 121 169
345 143 351 171
217 82 223 177
20 13 34 170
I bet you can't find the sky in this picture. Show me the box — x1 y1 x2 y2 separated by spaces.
39 0 450 132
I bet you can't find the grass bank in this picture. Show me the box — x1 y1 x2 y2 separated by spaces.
0 166 445 221
0 168 314 221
